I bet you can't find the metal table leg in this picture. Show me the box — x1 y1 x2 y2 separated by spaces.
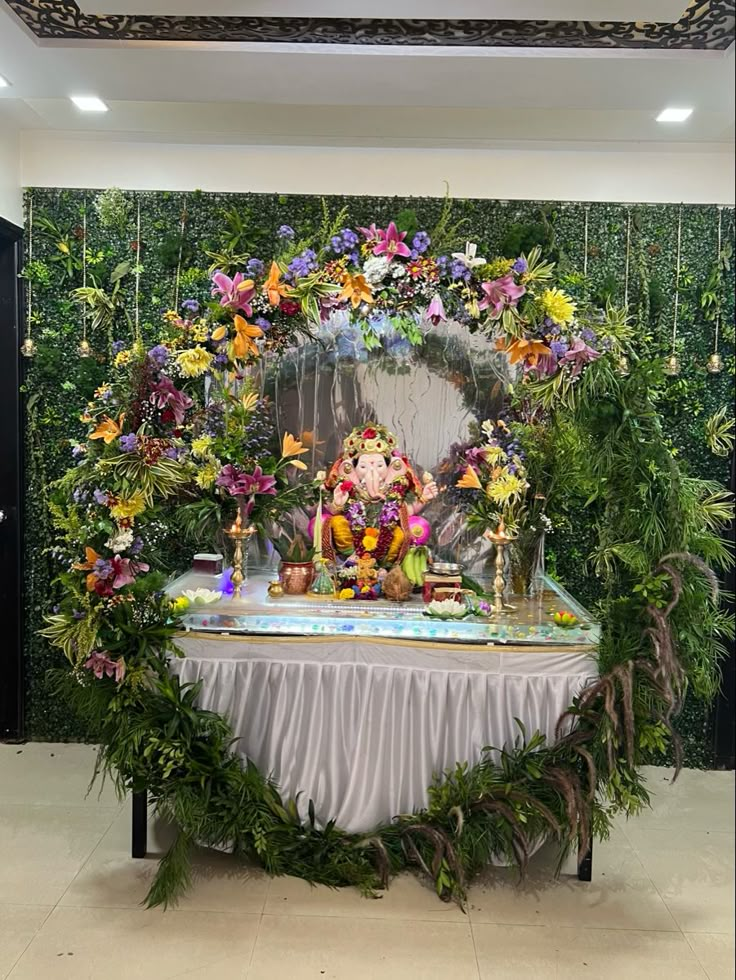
578 836 593 881
132 789 148 859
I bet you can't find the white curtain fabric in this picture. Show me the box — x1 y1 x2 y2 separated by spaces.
171 635 596 834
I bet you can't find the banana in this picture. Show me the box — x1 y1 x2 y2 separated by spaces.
401 551 417 585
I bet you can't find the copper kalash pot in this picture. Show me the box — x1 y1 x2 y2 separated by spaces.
279 561 314 595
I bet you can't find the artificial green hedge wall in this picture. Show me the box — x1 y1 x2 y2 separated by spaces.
21 188 734 764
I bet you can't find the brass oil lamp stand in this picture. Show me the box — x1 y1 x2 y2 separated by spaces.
484 520 517 616
225 513 256 600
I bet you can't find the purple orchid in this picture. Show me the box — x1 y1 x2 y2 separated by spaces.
216 464 277 498
84 651 125 683
425 294 447 326
561 338 601 378
478 274 526 318
149 377 193 426
210 271 256 315
373 222 411 263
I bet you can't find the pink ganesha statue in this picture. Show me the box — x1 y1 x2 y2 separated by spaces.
321 422 438 568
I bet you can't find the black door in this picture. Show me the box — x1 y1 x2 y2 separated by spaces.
0 215 24 741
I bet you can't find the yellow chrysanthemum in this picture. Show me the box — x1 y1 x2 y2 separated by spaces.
486 473 529 505
339 588 355 600
192 324 210 343
114 349 131 368
94 384 111 399
191 436 214 458
484 445 507 465
177 346 214 378
195 461 219 490
110 494 146 521
362 535 378 552
541 288 577 326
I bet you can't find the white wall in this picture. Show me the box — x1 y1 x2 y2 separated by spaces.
0 116 22 226
19 132 736 205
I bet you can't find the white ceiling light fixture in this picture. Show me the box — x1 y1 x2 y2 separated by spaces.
70 95 109 112
656 107 693 123
0 74 12 88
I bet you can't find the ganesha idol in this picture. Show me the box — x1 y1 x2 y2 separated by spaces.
320 423 438 573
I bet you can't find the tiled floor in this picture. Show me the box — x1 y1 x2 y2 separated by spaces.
0 744 733 979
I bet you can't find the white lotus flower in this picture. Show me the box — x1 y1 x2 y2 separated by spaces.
182 588 223 605
426 598 468 619
451 241 487 270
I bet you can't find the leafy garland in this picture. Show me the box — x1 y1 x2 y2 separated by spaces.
40 210 734 908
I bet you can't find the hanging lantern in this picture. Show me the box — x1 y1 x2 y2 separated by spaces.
663 354 681 377
20 337 37 358
706 352 724 375
78 338 92 358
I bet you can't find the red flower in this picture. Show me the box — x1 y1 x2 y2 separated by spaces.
280 300 300 316
339 480 354 494
363 427 377 439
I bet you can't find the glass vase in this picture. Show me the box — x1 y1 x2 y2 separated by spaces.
508 530 545 597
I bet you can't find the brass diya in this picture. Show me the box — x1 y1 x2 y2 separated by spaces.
225 513 256 599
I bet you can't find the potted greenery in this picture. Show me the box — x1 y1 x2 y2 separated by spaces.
272 532 315 595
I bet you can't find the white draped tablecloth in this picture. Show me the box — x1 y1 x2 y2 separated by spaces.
170 633 596 834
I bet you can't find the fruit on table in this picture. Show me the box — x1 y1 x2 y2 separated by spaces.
553 610 579 629
401 546 430 587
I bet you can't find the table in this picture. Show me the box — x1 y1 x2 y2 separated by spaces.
132 570 598 878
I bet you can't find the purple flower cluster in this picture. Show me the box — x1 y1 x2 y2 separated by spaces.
346 501 366 528
277 225 295 240
181 299 200 315
72 488 90 503
288 248 318 278
119 433 139 453
246 257 265 277
450 260 472 282
330 228 359 255
550 340 569 358
130 536 144 555
580 327 597 344
254 316 272 332
378 500 401 526
111 340 126 355
147 344 168 368
512 257 528 275
412 231 430 254
93 489 109 506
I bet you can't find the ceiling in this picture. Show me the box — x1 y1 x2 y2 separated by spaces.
0 1 733 150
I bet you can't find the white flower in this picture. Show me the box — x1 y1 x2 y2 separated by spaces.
106 528 134 553
390 263 406 279
362 256 390 285
182 588 223 605
481 420 495 438
426 598 468 619
451 241 487 270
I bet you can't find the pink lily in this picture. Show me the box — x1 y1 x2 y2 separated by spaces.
358 223 379 241
110 555 149 590
150 377 193 426
216 464 277 497
425 294 447 326
478 274 526 318
561 339 601 378
84 651 126 683
211 271 256 315
372 222 411 263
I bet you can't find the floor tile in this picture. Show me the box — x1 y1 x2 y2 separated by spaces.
467 839 679 931
473 924 708 979
61 801 271 914
0 907 51 980
632 768 735 834
265 871 465 922
0 805 118 906
0 744 120 808
249 914 479 980
685 933 736 980
7 906 258 980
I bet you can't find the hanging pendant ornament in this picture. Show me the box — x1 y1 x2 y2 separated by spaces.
664 205 683 378
21 196 36 358
707 207 724 375
616 354 631 376
78 200 92 358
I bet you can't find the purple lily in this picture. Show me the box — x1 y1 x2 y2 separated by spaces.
210 271 256 315
561 338 601 378
425 294 447 326
149 377 193 426
478 274 526 318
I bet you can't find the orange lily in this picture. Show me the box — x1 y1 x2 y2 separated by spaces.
282 432 309 458
90 413 125 444
73 547 102 592
232 315 263 360
338 273 373 310
287 459 308 471
496 337 551 368
263 262 291 307
456 466 483 491
211 324 228 342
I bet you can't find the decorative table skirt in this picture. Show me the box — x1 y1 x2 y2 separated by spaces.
170 634 596 834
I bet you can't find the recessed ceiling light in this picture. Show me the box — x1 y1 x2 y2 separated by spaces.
656 107 693 123
0 74 11 88
70 95 109 112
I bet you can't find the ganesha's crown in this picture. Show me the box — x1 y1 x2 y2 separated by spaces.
343 422 397 458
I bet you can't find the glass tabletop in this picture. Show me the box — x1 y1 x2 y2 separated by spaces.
167 567 599 647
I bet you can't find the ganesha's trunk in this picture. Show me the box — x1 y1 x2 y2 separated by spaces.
362 469 383 499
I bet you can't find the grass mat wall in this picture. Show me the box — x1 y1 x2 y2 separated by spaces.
21 189 735 764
